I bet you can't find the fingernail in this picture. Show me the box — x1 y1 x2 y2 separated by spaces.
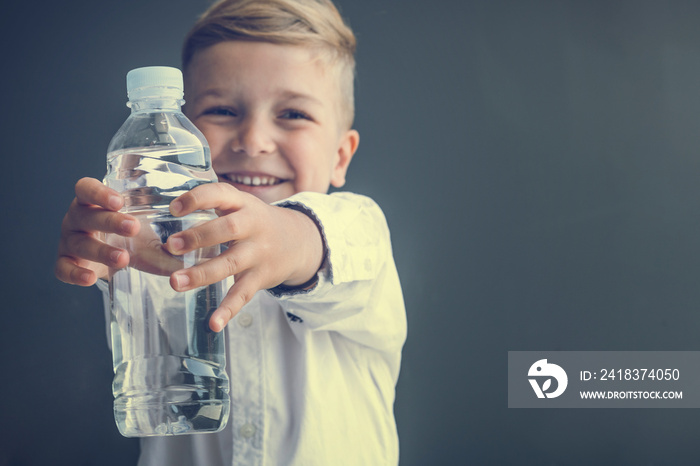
121 219 136 234
110 250 123 265
174 273 190 289
169 237 184 252
171 200 183 215
212 317 225 332
80 272 92 284
108 196 122 211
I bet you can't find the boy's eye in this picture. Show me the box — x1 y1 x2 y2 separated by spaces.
203 107 237 117
279 109 312 121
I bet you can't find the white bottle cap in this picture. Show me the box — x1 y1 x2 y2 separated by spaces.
126 66 183 100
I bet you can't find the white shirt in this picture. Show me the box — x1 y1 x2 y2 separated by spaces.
102 192 407 465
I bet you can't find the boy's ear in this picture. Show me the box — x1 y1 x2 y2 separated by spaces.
331 129 359 188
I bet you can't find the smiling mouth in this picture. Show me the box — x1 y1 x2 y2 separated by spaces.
220 173 285 187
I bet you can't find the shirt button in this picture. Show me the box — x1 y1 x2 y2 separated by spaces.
237 312 253 328
240 423 256 438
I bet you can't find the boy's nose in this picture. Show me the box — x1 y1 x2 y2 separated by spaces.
230 118 274 157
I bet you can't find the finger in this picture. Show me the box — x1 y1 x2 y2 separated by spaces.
55 255 106 286
128 240 185 277
170 183 247 217
166 213 248 255
209 273 259 332
61 231 131 270
170 246 253 292
75 177 124 211
65 202 139 236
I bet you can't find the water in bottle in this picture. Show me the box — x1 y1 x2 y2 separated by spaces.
104 66 230 437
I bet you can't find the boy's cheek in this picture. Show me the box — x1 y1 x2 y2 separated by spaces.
206 139 226 165
192 123 220 149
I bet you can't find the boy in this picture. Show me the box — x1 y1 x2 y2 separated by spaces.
55 0 406 464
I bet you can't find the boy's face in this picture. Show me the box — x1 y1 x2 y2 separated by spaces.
184 41 359 204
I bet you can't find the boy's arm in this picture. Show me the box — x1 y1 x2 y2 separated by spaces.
163 182 326 332
269 191 407 355
164 185 406 351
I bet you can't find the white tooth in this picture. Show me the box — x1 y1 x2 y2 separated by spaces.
243 176 252 185
261 177 270 185
252 176 261 186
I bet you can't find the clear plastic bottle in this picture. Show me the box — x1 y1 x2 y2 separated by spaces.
104 66 230 437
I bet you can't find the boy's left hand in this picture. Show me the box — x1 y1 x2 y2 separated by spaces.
164 183 324 332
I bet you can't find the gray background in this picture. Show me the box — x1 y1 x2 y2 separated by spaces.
3 0 700 464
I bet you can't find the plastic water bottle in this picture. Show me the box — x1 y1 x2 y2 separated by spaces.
103 66 230 437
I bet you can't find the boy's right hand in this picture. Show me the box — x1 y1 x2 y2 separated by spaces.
55 177 139 286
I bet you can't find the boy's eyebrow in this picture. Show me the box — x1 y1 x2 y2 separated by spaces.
189 88 324 107
277 90 323 106
189 88 225 104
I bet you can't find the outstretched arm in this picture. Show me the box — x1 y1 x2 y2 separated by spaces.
164 182 325 332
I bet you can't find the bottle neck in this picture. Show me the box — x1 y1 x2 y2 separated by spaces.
128 97 184 113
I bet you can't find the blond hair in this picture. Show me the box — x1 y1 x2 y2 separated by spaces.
182 0 357 128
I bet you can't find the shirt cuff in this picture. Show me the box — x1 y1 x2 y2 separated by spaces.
267 197 328 297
